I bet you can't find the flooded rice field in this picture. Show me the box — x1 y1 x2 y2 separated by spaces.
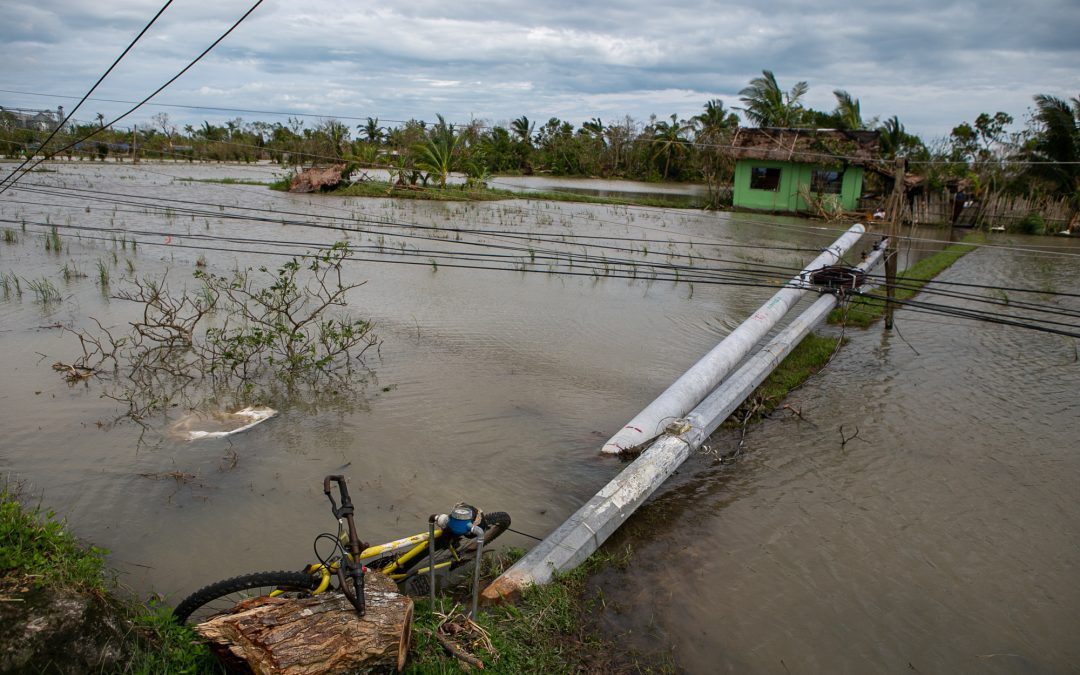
2 161 1078 672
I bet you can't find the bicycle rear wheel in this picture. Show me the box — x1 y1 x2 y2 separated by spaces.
173 570 320 625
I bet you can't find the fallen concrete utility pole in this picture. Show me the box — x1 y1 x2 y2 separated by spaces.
601 223 869 454
483 239 886 602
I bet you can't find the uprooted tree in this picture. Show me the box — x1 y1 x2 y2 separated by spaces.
59 241 378 420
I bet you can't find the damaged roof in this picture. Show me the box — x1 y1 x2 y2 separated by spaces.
728 127 881 166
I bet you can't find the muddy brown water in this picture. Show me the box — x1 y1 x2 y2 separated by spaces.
591 239 1080 673
2 162 1077 672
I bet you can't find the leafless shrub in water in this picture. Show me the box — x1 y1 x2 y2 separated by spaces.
57 242 378 422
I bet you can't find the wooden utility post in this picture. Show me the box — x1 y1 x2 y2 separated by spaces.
132 125 139 164
884 156 905 329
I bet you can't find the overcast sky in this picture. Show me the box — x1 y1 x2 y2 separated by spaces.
4 0 1079 141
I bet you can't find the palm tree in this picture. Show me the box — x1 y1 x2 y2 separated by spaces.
1027 94 1080 201
411 121 459 189
651 114 692 180
694 99 739 135
360 117 383 144
581 118 604 138
832 90 870 130
511 116 534 146
737 70 808 128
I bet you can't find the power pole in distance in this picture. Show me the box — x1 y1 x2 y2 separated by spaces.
885 156 905 329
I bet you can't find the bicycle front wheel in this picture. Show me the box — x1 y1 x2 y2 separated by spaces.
173 570 320 625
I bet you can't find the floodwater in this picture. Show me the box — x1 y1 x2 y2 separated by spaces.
592 236 1080 672
0 161 830 590
1 162 1077 672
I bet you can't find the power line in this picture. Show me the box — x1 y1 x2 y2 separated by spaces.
0 0 174 189
11 170 1080 309
0 0 266 196
6 178 830 279
6 86 1080 167
6 181 1079 339
10 164 1080 325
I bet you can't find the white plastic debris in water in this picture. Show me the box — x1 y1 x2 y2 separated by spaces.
173 406 279 441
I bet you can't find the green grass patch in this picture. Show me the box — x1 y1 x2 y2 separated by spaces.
723 233 980 432
0 486 108 592
405 546 650 673
725 333 845 428
829 232 982 328
1 485 219 673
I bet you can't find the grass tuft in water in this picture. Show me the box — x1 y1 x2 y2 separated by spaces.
25 276 61 304
97 260 111 288
1 271 22 299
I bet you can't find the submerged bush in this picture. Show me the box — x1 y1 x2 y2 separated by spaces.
1013 210 1047 235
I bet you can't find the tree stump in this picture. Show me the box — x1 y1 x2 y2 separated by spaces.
288 165 346 193
194 572 412 674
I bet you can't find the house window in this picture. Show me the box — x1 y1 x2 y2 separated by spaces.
749 167 781 191
811 169 844 195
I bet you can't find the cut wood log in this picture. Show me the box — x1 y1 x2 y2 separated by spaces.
194 572 412 674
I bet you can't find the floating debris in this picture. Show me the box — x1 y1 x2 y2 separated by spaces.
172 406 279 441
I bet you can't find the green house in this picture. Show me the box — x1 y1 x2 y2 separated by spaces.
730 128 880 214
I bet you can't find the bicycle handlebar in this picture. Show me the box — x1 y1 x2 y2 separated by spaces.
323 475 366 615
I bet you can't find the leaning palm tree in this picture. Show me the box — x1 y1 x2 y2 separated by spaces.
832 90 868 130
737 70 808 128
511 116 534 146
1027 94 1080 202
411 130 459 189
581 118 604 139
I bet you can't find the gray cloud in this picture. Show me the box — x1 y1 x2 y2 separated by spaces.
3 0 1078 139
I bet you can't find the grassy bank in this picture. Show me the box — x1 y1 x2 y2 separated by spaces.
1 485 652 673
407 547 666 673
0 484 218 673
724 333 847 428
828 232 982 328
177 177 270 186
270 176 705 209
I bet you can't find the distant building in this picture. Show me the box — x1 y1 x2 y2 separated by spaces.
729 128 880 214
0 106 64 132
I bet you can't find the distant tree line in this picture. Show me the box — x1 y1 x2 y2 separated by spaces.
2 70 1076 210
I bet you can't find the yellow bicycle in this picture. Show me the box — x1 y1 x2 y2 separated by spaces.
173 475 510 624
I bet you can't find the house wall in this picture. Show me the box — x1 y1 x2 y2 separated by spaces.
733 159 865 212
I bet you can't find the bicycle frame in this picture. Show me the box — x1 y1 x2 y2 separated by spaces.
293 527 472 595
